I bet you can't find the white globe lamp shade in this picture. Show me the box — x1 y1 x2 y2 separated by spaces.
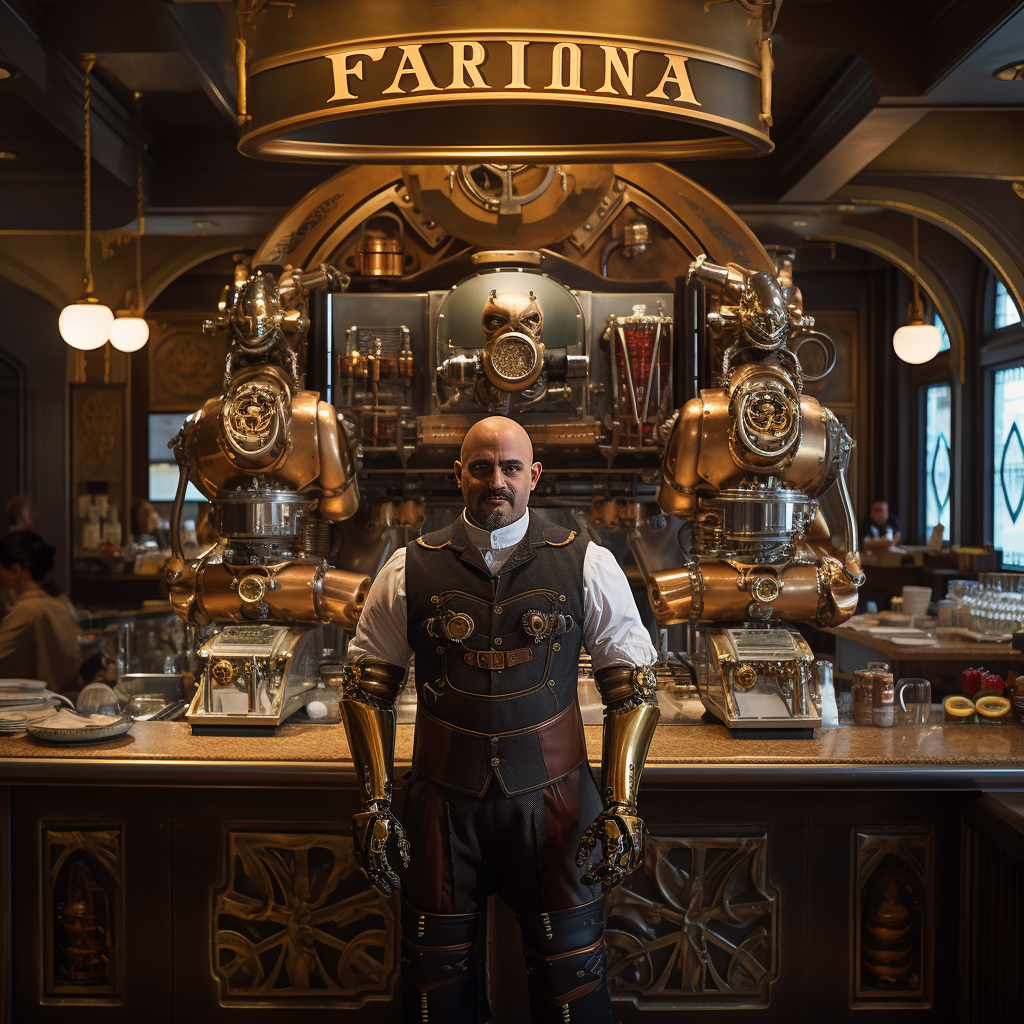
109 315 149 352
892 322 942 364
59 297 114 350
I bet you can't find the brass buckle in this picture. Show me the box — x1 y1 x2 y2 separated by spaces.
476 650 504 670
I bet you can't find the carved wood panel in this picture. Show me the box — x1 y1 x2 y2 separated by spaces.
212 831 398 1004
853 827 933 1007
605 832 778 1009
43 828 122 1001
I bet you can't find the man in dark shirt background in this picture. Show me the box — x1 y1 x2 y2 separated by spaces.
860 499 903 552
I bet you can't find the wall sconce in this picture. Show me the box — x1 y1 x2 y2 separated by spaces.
59 55 114 351
110 92 149 353
892 217 941 364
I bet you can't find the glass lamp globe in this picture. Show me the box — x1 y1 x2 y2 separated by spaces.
109 314 149 352
892 322 942 364
59 297 114 350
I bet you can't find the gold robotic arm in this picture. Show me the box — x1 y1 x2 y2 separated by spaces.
316 401 359 521
657 399 704 518
340 660 411 894
576 665 660 891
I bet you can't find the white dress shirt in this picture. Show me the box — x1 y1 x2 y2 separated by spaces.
347 509 657 671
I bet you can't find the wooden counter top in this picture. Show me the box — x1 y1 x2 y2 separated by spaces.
3 699 1024 789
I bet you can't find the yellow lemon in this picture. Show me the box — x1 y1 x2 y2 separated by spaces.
976 695 1011 719
944 695 976 718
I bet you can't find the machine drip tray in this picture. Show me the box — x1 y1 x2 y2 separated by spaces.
190 724 280 737
701 710 815 740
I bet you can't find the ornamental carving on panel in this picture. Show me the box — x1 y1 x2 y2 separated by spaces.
604 833 778 1005
212 832 397 1004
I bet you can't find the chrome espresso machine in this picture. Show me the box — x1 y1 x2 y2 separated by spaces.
163 162 862 734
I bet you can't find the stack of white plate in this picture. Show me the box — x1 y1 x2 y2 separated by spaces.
0 679 64 733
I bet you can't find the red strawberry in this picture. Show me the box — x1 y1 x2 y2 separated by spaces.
981 672 1005 695
962 668 984 696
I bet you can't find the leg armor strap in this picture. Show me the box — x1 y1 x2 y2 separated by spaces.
518 900 607 1004
400 900 480 992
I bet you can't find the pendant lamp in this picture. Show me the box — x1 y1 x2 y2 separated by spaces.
110 92 149 353
892 217 942 364
59 55 114 350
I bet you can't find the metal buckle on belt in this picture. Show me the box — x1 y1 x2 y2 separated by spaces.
463 648 532 670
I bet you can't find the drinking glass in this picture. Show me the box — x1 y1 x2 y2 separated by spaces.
897 678 931 726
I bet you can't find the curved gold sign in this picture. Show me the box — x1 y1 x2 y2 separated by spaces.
237 0 778 163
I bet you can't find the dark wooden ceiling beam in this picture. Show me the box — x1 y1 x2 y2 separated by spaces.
0 0 141 188
159 2 237 125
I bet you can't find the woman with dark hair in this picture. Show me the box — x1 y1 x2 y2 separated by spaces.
0 531 82 691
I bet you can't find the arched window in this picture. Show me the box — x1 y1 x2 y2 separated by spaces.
994 279 1022 331
932 311 950 353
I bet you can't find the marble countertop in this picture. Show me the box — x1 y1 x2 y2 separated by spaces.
2 695 1024 789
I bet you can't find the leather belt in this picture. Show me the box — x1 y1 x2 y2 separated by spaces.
463 647 533 670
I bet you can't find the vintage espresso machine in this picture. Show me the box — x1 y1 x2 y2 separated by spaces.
646 255 864 732
164 262 371 730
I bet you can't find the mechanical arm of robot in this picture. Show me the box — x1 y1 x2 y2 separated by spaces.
646 256 863 629
576 664 660 891
164 263 370 631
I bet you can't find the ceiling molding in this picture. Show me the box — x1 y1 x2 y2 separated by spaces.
812 225 965 383
836 183 1024 328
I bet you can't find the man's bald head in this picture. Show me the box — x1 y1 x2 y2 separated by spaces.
460 416 534 464
455 416 542 530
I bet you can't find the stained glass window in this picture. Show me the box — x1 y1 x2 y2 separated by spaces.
993 366 1024 568
994 280 1022 331
923 383 951 541
933 311 950 353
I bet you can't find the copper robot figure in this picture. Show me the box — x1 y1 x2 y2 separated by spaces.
647 256 864 730
164 262 371 727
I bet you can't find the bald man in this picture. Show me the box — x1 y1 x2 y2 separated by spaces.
342 416 659 1024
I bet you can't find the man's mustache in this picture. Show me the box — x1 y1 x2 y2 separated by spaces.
481 488 515 504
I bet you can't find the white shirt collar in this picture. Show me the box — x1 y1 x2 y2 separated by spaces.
462 508 530 551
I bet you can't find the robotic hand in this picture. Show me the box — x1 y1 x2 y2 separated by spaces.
352 791 411 895
339 660 411 896
577 802 647 892
576 664 660 892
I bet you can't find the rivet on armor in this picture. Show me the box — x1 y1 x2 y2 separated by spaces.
490 736 498 745
431 595 440 604
552 643 561 652
436 646 445 655
490 757 500 767
558 594 566 602
494 637 502 646
548 679 556 687
494 605 503 614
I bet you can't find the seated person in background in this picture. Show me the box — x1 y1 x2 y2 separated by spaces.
5 494 36 533
131 498 170 550
860 499 904 552
0 532 83 692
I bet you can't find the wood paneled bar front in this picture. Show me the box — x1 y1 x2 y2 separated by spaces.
2 718 1023 1022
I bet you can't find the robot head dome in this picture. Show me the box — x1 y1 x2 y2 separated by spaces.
740 272 789 350
231 270 286 356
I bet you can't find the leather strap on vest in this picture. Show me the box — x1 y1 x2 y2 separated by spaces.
462 647 533 670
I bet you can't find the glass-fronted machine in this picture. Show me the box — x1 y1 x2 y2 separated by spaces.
163 162 862 733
